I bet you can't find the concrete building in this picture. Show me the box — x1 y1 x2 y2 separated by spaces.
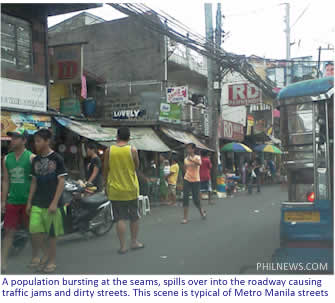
48 13 209 137
1 4 101 140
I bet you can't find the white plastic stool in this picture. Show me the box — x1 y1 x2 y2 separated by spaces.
138 195 151 216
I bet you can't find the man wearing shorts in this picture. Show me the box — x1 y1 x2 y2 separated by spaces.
104 127 144 254
1 128 34 273
26 129 67 273
167 157 179 206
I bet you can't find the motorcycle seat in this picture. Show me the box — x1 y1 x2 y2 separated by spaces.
81 192 109 207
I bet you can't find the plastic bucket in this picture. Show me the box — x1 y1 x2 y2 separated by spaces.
83 98 96 116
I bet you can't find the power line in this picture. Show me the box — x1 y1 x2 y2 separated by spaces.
291 3 310 29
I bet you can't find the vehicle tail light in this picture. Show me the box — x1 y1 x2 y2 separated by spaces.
307 192 315 202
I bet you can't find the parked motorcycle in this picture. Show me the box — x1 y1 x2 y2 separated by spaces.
63 179 114 236
1 178 114 256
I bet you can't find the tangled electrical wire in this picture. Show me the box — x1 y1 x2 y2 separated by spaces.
108 3 277 98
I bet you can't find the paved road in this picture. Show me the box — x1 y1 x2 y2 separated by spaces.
5 185 286 274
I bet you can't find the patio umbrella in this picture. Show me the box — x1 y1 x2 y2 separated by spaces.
221 142 252 153
254 144 282 154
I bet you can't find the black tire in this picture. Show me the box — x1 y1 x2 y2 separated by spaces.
91 204 114 236
10 233 29 257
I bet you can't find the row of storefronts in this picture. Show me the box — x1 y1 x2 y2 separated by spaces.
1 4 281 202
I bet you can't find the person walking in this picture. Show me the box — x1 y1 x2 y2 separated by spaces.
181 143 207 224
167 156 179 206
26 129 67 273
268 159 276 184
254 158 261 193
200 150 213 205
1 128 34 273
86 142 103 191
242 160 248 191
103 127 144 254
159 154 169 205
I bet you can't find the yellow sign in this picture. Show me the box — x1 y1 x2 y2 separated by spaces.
284 211 320 223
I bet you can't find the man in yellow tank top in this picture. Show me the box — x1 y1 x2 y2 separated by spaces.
103 127 144 254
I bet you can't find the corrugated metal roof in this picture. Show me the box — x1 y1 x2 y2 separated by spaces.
55 117 170 152
160 127 213 151
100 127 170 152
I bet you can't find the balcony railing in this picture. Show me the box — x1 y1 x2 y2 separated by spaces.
168 46 208 76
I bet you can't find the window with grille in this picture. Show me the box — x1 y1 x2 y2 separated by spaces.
1 13 32 71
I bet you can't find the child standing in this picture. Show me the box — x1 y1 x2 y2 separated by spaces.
26 129 67 273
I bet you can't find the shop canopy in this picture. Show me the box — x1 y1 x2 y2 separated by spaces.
54 117 170 152
160 127 213 151
99 127 170 152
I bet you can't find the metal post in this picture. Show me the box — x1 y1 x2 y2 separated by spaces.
284 3 290 86
324 101 331 199
164 20 168 82
317 46 322 78
285 3 291 61
312 102 318 200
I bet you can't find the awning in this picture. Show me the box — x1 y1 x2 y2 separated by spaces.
54 117 170 152
99 127 170 152
55 117 115 141
1 111 51 140
160 127 213 151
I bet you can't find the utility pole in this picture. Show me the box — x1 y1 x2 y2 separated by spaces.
283 3 291 86
284 3 290 60
205 3 221 189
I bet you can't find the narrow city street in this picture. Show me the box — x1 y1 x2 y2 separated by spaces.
6 185 285 275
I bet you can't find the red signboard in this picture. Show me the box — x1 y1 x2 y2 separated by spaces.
228 83 262 106
219 119 244 142
50 45 82 84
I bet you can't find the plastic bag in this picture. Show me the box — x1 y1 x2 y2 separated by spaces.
251 170 256 178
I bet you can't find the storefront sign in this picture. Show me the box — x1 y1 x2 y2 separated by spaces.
0 78 47 112
159 102 182 124
166 86 188 103
219 119 244 142
112 109 142 119
1 112 51 140
50 45 82 84
228 82 262 106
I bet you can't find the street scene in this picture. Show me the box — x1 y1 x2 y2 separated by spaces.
0 2 334 275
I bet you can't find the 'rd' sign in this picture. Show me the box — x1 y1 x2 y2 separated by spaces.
228 83 262 106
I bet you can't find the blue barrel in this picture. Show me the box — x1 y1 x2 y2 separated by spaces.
83 98 96 116
217 184 226 193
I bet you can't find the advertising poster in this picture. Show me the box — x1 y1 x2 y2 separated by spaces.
1 112 51 140
166 86 188 103
159 102 182 124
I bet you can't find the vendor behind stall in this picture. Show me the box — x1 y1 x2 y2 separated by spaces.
86 142 103 191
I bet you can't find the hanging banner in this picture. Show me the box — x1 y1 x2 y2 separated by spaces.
228 82 262 106
81 74 87 99
166 86 188 104
1 112 51 140
159 102 182 124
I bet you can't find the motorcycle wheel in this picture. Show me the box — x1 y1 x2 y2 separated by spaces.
91 204 114 237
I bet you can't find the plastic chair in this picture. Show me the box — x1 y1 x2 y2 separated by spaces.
138 195 151 216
